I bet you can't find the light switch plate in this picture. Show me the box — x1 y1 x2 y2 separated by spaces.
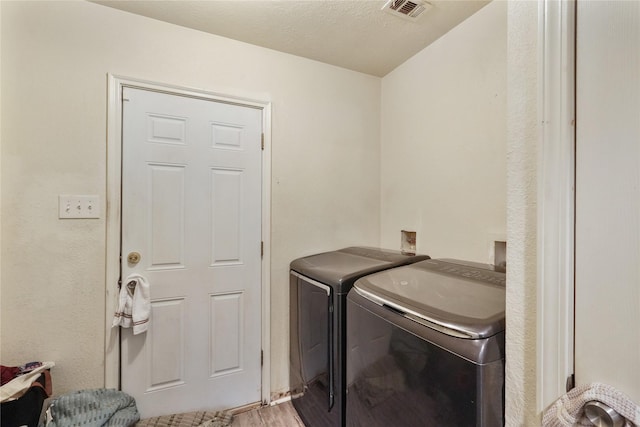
59 195 100 219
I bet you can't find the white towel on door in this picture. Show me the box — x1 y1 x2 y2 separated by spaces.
542 382 640 427
112 273 151 335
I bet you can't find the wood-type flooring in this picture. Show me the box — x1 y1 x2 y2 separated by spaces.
232 401 305 426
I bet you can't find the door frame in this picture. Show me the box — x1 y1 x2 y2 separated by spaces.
104 74 272 405
537 0 576 412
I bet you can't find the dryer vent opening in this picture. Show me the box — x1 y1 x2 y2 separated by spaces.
494 240 506 269
382 0 432 21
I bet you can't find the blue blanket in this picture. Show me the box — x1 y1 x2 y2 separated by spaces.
43 388 139 427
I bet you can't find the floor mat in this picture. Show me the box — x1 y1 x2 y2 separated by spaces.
135 410 233 427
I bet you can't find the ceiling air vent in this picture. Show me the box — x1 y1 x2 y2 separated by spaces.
382 0 432 21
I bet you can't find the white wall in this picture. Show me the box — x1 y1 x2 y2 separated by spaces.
0 0 381 395
506 1 539 425
380 1 507 263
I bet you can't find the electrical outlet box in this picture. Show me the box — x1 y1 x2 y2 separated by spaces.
59 195 100 219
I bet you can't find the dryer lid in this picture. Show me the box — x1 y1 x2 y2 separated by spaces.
290 247 429 293
353 259 505 339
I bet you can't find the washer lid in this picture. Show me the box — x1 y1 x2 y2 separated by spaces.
353 259 505 339
290 247 429 293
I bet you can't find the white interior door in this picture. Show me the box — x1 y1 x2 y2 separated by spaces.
120 87 263 417
575 0 640 403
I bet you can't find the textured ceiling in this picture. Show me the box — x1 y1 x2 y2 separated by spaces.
92 0 490 77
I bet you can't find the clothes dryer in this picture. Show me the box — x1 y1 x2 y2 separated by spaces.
346 259 506 427
289 247 429 427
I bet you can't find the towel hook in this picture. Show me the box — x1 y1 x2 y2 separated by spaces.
584 400 625 427
126 280 137 296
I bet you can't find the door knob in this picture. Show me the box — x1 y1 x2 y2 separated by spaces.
127 252 141 264
584 401 625 427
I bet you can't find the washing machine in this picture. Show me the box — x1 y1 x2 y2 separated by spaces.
346 258 506 427
289 247 430 427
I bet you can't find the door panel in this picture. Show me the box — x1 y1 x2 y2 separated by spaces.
575 0 640 402
211 168 242 264
210 292 243 375
147 298 185 390
121 87 262 417
149 164 185 268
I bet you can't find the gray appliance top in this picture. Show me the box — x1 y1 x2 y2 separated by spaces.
290 247 430 294
353 258 505 339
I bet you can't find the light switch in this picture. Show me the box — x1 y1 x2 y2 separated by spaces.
59 195 100 219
